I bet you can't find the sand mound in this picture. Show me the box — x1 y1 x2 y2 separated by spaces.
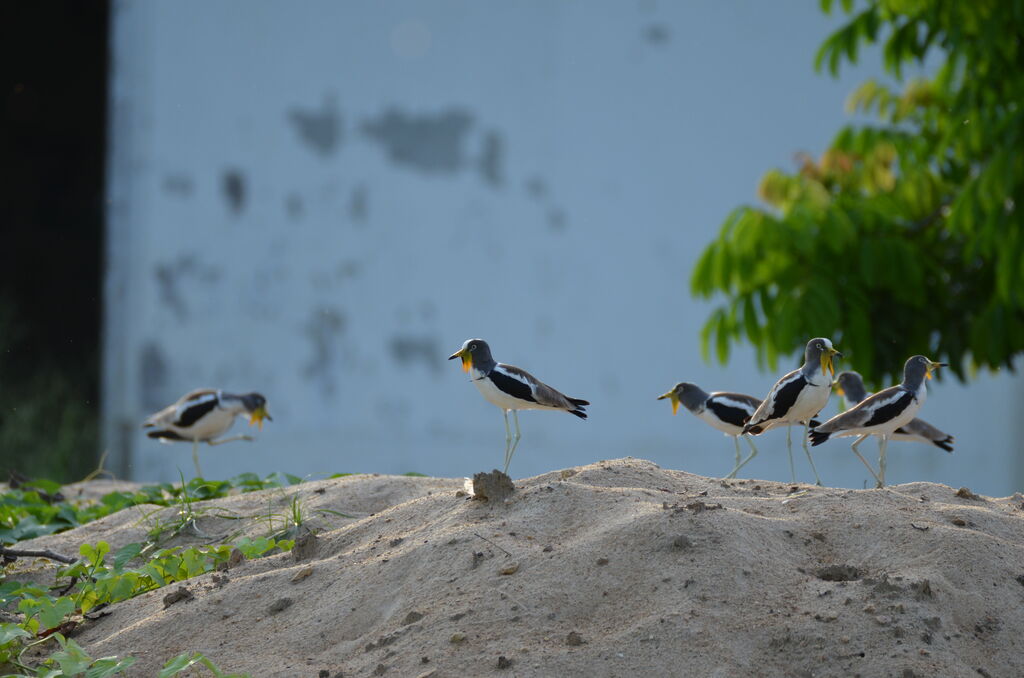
9 459 1024 677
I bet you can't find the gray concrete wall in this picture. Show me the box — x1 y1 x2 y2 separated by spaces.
103 0 1024 494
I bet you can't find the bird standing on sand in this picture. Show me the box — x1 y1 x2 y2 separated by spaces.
658 382 822 479
658 383 762 478
143 389 272 477
448 339 588 475
810 356 946 487
835 371 954 453
742 337 842 486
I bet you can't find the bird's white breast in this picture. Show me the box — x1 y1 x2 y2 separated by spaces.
173 406 239 441
696 409 741 436
786 376 833 422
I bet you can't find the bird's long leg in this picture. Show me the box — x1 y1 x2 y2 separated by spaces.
728 435 759 478
503 410 522 476
786 426 796 483
850 434 881 486
502 410 512 472
191 441 202 478
802 421 823 486
877 435 889 489
207 435 254 446
726 435 742 478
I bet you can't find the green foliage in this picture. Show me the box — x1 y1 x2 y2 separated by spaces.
158 652 249 678
0 630 239 677
693 0 1024 386
1 536 282 675
0 472 313 676
1 473 307 546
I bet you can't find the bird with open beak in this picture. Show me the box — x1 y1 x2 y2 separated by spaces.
143 389 272 477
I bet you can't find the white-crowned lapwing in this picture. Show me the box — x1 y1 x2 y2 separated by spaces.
810 356 945 487
742 337 842 486
659 382 822 479
449 339 588 475
835 371 954 452
143 389 272 477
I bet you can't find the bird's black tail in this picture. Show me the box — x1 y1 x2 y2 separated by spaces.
568 397 588 419
808 429 830 447
933 436 954 453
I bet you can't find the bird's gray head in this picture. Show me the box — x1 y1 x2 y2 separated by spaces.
803 337 842 377
657 382 708 415
238 392 272 429
448 338 495 373
835 371 868 403
902 355 946 389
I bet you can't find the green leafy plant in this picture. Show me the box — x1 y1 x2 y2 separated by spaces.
0 471 318 676
1 472 313 547
158 651 250 678
0 538 282 675
1 629 241 677
255 491 350 542
692 0 1024 385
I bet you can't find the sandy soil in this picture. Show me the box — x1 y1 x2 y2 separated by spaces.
8 458 1024 677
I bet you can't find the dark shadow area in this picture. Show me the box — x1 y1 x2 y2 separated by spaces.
1 1 108 480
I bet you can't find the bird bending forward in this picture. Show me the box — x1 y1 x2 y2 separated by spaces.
143 389 272 477
659 382 821 479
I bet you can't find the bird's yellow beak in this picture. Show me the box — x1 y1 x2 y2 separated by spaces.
657 391 680 415
833 382 844 397
249 406 271 430
926 360 947 380
821 347 841 377
448 348 472 373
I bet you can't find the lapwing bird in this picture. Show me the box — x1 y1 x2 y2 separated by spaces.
143 389 272 477
658 383 761 478
835 371 954 453
448 339 588 475
742 337 842 486
659 383 822 479
810 356 946 488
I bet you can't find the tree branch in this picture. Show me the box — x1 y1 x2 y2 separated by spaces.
1 546 77 564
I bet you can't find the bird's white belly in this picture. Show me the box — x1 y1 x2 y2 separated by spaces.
471 373 548 411
697 409 743 436
787 379 832 422
175 409 238 441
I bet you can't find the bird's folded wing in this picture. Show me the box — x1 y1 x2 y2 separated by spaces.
707 394 759 428
174 391 220 427
749 370 803 424
499 364 575 409
819 387 912 432
900 417 952 442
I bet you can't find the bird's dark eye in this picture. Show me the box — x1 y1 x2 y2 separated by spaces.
817 343 823 349
470 344 477 351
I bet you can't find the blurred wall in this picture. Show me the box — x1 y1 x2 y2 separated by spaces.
103 0 1024 494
